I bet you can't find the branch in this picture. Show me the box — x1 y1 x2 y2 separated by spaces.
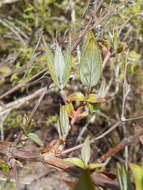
97 129 143 163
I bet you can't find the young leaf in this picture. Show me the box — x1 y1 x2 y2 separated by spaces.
64 157 85 168
59 105 70 139
88 163 105 170
67 92 85 102
130 163 143 190
27 133 43 147
87 94 106 103
70 106 88 125
80 32 102 88
81 136 91 167
64 103 74 117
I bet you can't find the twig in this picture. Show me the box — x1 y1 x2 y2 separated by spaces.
0 18 26 45
71 16 93 52
0 68 47 100
23 29 43 79
27 87 47 124
72 2 113 52
97 129 143 163
60 120 122 155
124 115 143 121
0 87 47 117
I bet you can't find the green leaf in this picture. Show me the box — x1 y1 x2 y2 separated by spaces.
64 103 74 116
43 38 71 89
88 103 101 113
63 43 72 87
88 163 105 170
67 92 85 102
54 44 66 89
87 94 105 103
64 157 85 168
74 170 94 190
80 32 102 88
59 105 70 139
43 38 58 86
27 133 43 146
130 163 143 190
81 136 91 167
117 164 133 190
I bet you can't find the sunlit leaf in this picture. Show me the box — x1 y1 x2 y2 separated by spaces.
67 92 85 102
64 103 74 117
88 163 105 170
27 133 43 146
54 44 66 89
80 32 102 88
130 163 143 190
43 38 58 86
81 136 91 167
87 94 106 103
64 157 85 168
43 38 71 89
63 43 72 87
59 105 70 138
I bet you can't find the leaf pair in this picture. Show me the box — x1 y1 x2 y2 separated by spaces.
67 92 105 103
67 92 105 114
43 39 71 89
65 136 104 169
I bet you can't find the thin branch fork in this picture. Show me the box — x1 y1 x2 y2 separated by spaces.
60 121 122 155
0 128 142 190
0 127 142 166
